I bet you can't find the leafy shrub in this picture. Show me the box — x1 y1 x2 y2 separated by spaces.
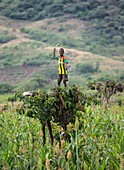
76 62 99 74
119 72 124 80
45 67 57 79
119 0 124 9
17 77 47 91
57 25 65 32
97 76 113 82
94 6 109 18
74 2 90 12
0 34 16 44
117 98 123 106
0 83 13 94
8 95 16 102
31 77 47 88
16 85 99 130
47 3 64 13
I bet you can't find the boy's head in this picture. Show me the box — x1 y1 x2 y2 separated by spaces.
59 48 64 56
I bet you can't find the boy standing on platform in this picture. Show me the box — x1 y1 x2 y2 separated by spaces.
53 48 68 87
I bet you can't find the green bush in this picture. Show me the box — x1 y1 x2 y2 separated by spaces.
97 76 113 82
74 2 90 12
45 67 57 79
119 72 124 81
94 6 109 18
76 62 98 74
47 3 64 14
0 34 16 44
0 83 13 94
119 0 124 9
16 76 48 91
57 25 65 32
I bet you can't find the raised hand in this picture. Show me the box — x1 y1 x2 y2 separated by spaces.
53 48 56 59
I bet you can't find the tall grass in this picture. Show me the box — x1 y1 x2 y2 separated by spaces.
0 104 124 169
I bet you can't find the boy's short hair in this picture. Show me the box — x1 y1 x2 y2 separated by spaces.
59 48 64 52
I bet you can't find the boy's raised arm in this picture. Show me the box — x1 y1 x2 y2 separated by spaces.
53 48 56 59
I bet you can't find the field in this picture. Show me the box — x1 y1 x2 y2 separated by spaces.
0 85 124 169
0 100 124 169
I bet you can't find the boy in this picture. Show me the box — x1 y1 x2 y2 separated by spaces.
53 48 68 87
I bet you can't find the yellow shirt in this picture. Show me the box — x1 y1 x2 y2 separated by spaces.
56 56 68 75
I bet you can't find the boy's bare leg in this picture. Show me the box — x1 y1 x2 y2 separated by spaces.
63 80 67 88
58 81 61 87
58 74 62 87
63 75 67 88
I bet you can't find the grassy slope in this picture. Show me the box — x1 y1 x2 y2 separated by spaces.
0 0 123 55
0 16 124 94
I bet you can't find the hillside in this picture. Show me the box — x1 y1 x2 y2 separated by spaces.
0 15 124 93
0 0 124 93
0 0 124 55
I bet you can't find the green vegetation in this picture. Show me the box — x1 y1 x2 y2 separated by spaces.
0 31 16 44
0 82 14 94
76 62 99 74
0 41 46 67
0 0 124 91
21 28 76 49
0 0 124 56
0 93 14 104
16 77 48 92
0 85 124 169
0 2 124 167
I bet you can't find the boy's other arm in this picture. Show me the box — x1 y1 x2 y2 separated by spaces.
53 48 56 59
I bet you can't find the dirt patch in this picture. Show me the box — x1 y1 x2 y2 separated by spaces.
0 65 40 84
0 38 33 47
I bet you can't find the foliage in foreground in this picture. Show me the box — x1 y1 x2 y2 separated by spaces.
0 105 124 169
16 85 101 142
0 85 124 169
